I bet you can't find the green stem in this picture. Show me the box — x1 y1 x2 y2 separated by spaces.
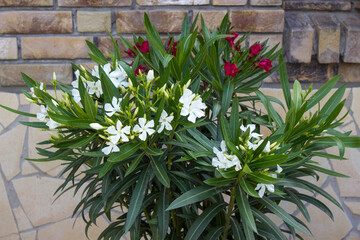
222 185 236 240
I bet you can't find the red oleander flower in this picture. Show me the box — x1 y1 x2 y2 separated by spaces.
125 48 136 58
250 43 263 57
225 32 239 48
224 61 240 77
135 64 147 76
136 41 150 53
166 40 178 56
257 58 272 73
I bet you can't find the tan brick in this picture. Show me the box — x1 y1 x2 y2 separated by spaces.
194 11 227 31
285 63 333 82
0 0 52 6
21 37 91 59
338 15 360 63
58 0 131 6
312 15 340 63
250 0 282 6
230 10 284 33
77 11 111 33
98 37 132 59
116 11 187 33
137 0 209 5
0 64 72 86
285 13 314 63
213 0 246 5
339 63 360 82
0 11 72 34
249 34 283 49
0 38 17 60
284 1 351 11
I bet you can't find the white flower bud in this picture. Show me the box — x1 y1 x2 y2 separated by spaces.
146 70 154 83
51 99 59 106
90 123 104 130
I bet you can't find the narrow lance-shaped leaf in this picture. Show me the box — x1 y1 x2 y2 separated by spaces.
150 155 170 188
236 185 257 232
158 187 170 240
279 54 291 109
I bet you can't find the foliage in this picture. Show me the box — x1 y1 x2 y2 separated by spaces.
2 13 360 240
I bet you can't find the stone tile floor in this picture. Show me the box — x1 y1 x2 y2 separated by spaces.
0 88 359 240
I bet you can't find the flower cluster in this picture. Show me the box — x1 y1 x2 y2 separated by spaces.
255 165 283 198
179 89 207 123
212 140 242 171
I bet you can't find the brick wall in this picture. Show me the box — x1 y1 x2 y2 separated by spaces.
0 0 358 86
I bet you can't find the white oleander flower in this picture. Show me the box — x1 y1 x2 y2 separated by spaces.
107 120 131 144
46 118 60 129
105 97 122 117
36 105 48 122
90 123 104 130
247 139 271 153
92 65 101 78
146 70 154 83
87 80 103 98
109 65 128 88
30 82 44 98
255 164 283 198
133 118 155 141
157 110 174 133
179 89 207 123
240 124 262 139
102 141 120 155
212 140 242 171
75 70 80 81
71 89 81 103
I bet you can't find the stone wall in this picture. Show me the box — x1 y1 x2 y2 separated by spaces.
0 0 360 240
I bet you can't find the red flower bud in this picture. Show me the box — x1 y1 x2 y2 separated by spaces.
257 58 272 73
224 61 240 77
166 40 178 56
136 41 150 53
125 48 136 58
225 32 239 48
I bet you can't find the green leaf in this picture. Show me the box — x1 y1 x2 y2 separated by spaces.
222 81 234 115
256 90 283 127
86 40 108 65
54 133 97 148
285 188 311 222
306 74 341 111
19 121 47 128
99 161 114 178
319 84 346 118
249 154 288 169
204 177 235 187
146 146 163 156
251 208 288 240
167 186 222 210
236 186 257 233
304 163 349 178
125 152 145 177
279 55 291 109
184 203 226 240
258 197 310 235
124 165 152 233
297 193 333 220
240 178 259 198
150 155 170 188
230 218 245 240
0 104 36 117
248 172 280 184
108 142 142 163
205 226 225 240
158 187 170 240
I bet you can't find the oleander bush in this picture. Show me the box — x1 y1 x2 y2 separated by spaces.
2 13 360 240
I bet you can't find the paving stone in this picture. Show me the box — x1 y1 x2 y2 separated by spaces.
58 0 131 6
116 11 187 33
13 206 32 231
20 231 36 240
213 0 246 5
0 64 73 87
0 175 18 237
347 233 360 240
193 11 227 31
250 0 282 6
21 162 39 176
344 201 360 215
338 15 360 63
312 15 340 63
249 34 283 49
0 125 3 135
351 88 360 128
21 37 92 59
0 38 18 60
77 11 111 33
339 63 360 82
329 147 360 197
137 0 209 5
230 10 284 33
19 94 30 106
284 1 351 11
0 0 52 6
0 235 19 240
0 92 19 128
296 185 351 240
0 12 72 34
0 125 26 180
12 176 84 227
38 216 108 240
285 13 314 63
